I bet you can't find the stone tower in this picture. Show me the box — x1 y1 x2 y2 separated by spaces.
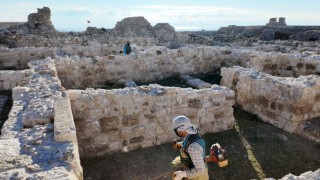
27 7 56 34
266 17 287 26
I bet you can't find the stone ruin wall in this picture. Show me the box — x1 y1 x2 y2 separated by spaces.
53 47 320 89
54 46 250 89
0 22 25 29
0 70 30 90
1 10 178 48
221 66 320 141
0 45 232 70
26 7 55 34
67 85 235 158
0 59 82 179
249 52 320 77
0 44 126 70
2 7 320 49
3 33 159 49
2 45 320 89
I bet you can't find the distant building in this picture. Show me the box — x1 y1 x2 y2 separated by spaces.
266 17 287 26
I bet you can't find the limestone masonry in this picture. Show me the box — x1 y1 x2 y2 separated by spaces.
221 67 320 142
68 85 235 158
0 6 320 180
0 59 82 179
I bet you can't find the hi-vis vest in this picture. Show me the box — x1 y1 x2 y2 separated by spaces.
180 133 206 168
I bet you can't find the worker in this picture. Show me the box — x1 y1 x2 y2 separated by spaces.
123 41 132 55
171 115 209 180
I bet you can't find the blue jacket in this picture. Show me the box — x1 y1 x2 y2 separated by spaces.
123 44 132 55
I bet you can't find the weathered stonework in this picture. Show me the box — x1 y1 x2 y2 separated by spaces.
267 169 320 180
54 46 251 89
68 84 235 158
0 58 82 179
0 6 319 178
221 66 320 140
27 7 55 34
0 70 30 90
112 16 155 37
248 51 320 77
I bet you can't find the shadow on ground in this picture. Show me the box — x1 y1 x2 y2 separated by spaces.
0 91 12 135
81 107 320 180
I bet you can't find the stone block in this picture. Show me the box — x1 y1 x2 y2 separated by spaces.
54 96 77 143
94 134 108 146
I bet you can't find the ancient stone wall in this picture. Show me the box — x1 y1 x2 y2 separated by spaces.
112 17 155 37
67 84 235 158
0 22 25 29
2 45 320 87
27 7 55 34
154 23 179 48
0 44 124 69
1 10 166 48
0 70 30 90
0 58 83 179
217 25 320 41
3 34 88 48
0 47 55 69
221 66 320 140
54 46 250 89
249 52 320 77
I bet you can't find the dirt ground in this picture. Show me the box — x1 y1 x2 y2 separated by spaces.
81 107 320 180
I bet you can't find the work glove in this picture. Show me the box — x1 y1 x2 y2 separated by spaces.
172 141 182 150
172 171 187 180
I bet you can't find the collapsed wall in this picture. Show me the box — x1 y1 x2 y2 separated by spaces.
67 84 235 158
221 66 320 141
0 59 82 179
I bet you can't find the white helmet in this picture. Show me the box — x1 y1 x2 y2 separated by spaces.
172 115 197 135
172 115 191 130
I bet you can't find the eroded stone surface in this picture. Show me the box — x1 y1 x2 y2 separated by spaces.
68 84 235 158
221 66 320 138
0 57 82 179
266 168 320 180
179 74 212 89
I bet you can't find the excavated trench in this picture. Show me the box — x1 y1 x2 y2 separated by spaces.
81 107 320 180
136 72 222 88
0 91 12 135
80 74 320 180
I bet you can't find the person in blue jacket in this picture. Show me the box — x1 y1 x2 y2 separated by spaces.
123 41 132 55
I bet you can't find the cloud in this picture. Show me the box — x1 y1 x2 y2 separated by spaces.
132 5 250 17
127 5 255 29
0 2 39 21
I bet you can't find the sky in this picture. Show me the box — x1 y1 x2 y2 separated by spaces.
1 0 320 31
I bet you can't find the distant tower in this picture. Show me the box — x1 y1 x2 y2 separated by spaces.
278 17 287 25
266 17 287 26
270 18 277 24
